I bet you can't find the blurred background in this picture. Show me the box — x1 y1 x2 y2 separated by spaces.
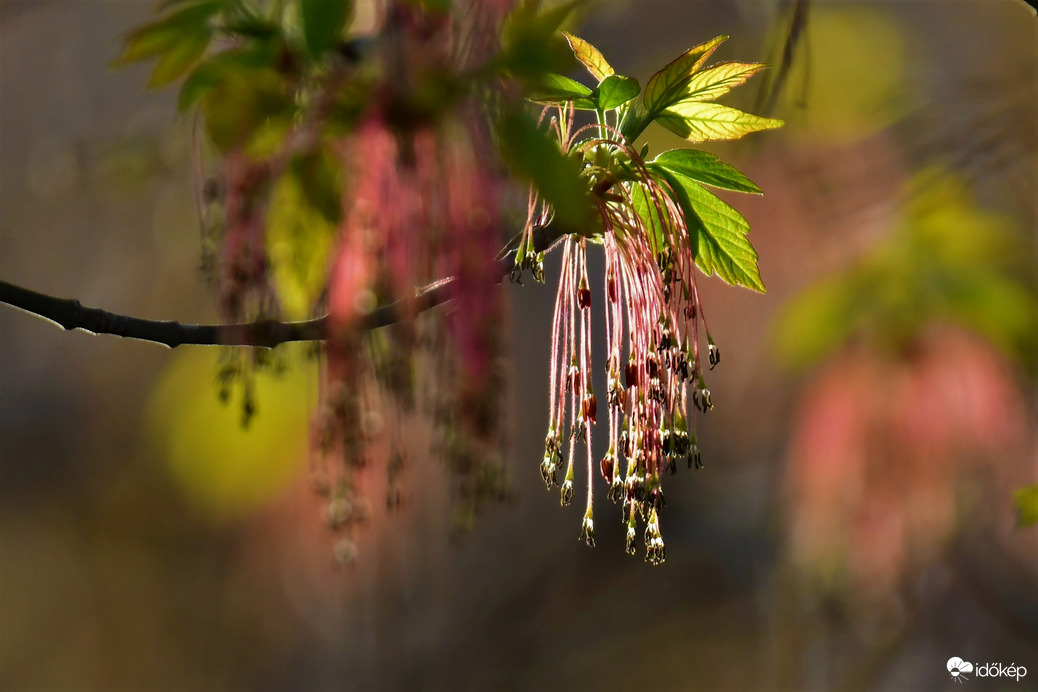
0 1 1035 690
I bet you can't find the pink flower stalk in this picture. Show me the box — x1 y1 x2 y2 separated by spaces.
532 107 721 563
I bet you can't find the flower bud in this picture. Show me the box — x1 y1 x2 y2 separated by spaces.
600 453 615 484
582 394 597 423
577 278 591 310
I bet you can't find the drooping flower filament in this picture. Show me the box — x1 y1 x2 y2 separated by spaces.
535 105 721 563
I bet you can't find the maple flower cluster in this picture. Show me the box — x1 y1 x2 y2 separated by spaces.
521 108 720 564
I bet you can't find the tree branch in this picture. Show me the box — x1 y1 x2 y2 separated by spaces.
0 224 563 349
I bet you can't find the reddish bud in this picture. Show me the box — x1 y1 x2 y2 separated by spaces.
600 455 614 484
583 394 597 423
577 287 592 310
624 361 639 388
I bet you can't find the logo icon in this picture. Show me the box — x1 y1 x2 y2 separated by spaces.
948 657 974 683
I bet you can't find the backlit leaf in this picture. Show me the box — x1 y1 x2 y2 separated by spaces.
652 149 761 194
679 61 767 102
653 168 765 292
657 102 783 143
147 29 211 88
643 35 726 114
112 1 222 67
562 32 614 82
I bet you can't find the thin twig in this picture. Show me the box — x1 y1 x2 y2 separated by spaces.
0 223 564 349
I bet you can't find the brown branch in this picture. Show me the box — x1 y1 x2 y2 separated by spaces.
0 223 564 349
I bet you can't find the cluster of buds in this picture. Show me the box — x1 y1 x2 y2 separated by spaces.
533 108 721 563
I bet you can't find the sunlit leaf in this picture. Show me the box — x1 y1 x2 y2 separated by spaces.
653 168 765 291
657 102 783 143
562 31 614 82
642 35 727 114
596 74 640 110
112 0 223 67
652 149 762 194
1015 484 1038 528
679 61 767 102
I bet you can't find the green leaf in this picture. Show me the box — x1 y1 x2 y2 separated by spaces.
176 40 282 112
1015 484 1038 528
596 74 640 110
498 108 591 231
562 32 614 82
629 181 690 258
678 61 768 103
643 35 726 114
652 149 761 194
112 1 223 67
652 168 764 292
656 102 783 143
147 29 211 88
528 73 596 108
300 0 352 59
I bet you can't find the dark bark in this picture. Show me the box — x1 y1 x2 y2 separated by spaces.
0 223 563 349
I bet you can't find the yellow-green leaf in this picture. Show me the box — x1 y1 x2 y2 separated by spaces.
562 32 614 82
111 1 222 67
643 35 727 114
680 61 767 102
147 30 211 88
657 102 783 143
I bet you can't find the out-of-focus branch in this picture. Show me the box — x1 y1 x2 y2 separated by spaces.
0 223 563 349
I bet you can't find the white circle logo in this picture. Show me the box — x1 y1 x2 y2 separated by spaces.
948 658 974 683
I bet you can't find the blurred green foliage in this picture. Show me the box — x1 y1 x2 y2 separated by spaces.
1015 484 1038 528
774 169 1037 371
145 346 316 518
